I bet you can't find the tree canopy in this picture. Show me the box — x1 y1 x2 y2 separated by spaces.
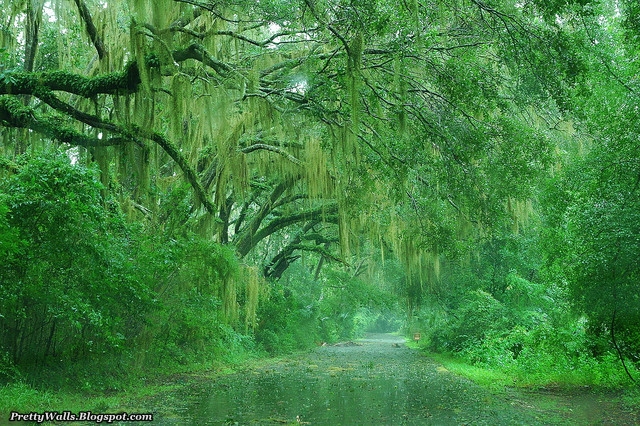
1 0 561 274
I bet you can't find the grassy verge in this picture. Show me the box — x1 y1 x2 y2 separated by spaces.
406 338 640 388
425 351 516 391
405 340 513 392
0 380 181 415
0 350 282 417
412 344 640 423
406 339 640 414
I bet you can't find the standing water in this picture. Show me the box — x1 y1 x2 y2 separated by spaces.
137 334 637 425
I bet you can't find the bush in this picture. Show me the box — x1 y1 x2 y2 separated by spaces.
255 282 318 354
0 153 253 387
0 153 152 368
426 290 508 353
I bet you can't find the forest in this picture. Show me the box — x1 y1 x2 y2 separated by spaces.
0 0 639 418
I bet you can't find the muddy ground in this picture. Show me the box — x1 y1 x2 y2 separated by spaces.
135 333 638 425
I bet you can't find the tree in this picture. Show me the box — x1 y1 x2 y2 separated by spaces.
0 153 151 365
536 0 640 381
1 0 558 283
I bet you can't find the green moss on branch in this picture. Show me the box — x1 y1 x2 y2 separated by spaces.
0 61 142 97
0 96 124 147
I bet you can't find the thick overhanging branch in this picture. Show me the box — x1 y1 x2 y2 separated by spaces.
32 88 126 136
0 51 219 214
73 0 107 60
264 220 336 279
0 96 127 148
266 243 344 279
172 43 233 76
272 194 309 210
134 126 215 214
235 180 293 255
0 92 213 214
0 61 141 97
1 44 227 100
241 143 303 165
297 243 346 265
237 203 339 257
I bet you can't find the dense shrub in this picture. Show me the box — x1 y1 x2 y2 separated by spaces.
255 281 318 354
0 153 251 385
427 289 508 353
416 263 638 388
0 154 151 369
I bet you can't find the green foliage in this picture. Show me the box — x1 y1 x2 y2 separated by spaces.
0 152 252 387
1 0 640 397
361 307 403 333
0 152 150 368
540 133 640 379
0 197 22 260
255 281 315 354
254 260 402 354
254 263 325 354
420 270 637 389
414 207 639 389
134 234 246 366
428 289 507 353
0 383 57 414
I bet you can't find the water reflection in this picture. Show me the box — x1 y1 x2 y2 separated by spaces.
188 338 491 425
195 370 435 425
152 335 546 425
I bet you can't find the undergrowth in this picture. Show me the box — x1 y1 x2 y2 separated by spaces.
410 337 638 392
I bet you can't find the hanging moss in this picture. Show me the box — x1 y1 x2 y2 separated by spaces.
221 275 238 325
305 136 332 199
393 56 408 136
92 145 110 191
506 197 533 234
243 266 262 333
0 28 15 52
169 74 189 143
128 0 149 23
130 21 152 94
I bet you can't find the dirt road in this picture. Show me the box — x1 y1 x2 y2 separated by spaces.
141 333 638 425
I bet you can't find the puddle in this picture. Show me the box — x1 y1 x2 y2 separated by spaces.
126 334 638 425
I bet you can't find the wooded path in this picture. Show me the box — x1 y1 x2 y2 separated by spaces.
139 334 637 425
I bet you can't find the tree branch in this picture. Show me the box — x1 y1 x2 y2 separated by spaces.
73 0 107 60
0 96 127 148
235 180 293 256
0 89 214 214
172 43 233 76
0 62 141 97
239 203 339 257
241 143 303 165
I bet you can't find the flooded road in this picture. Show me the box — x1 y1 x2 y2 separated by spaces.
187 333 535 425
140 333 638 425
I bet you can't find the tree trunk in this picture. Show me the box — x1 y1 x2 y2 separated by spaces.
610 308 637 384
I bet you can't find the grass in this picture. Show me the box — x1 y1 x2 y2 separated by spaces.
0 378 188 416
420 350 515 392
404 339 640 423
405 339 639 392
0 345 312 418
1 382 128 415
406 339 513 391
